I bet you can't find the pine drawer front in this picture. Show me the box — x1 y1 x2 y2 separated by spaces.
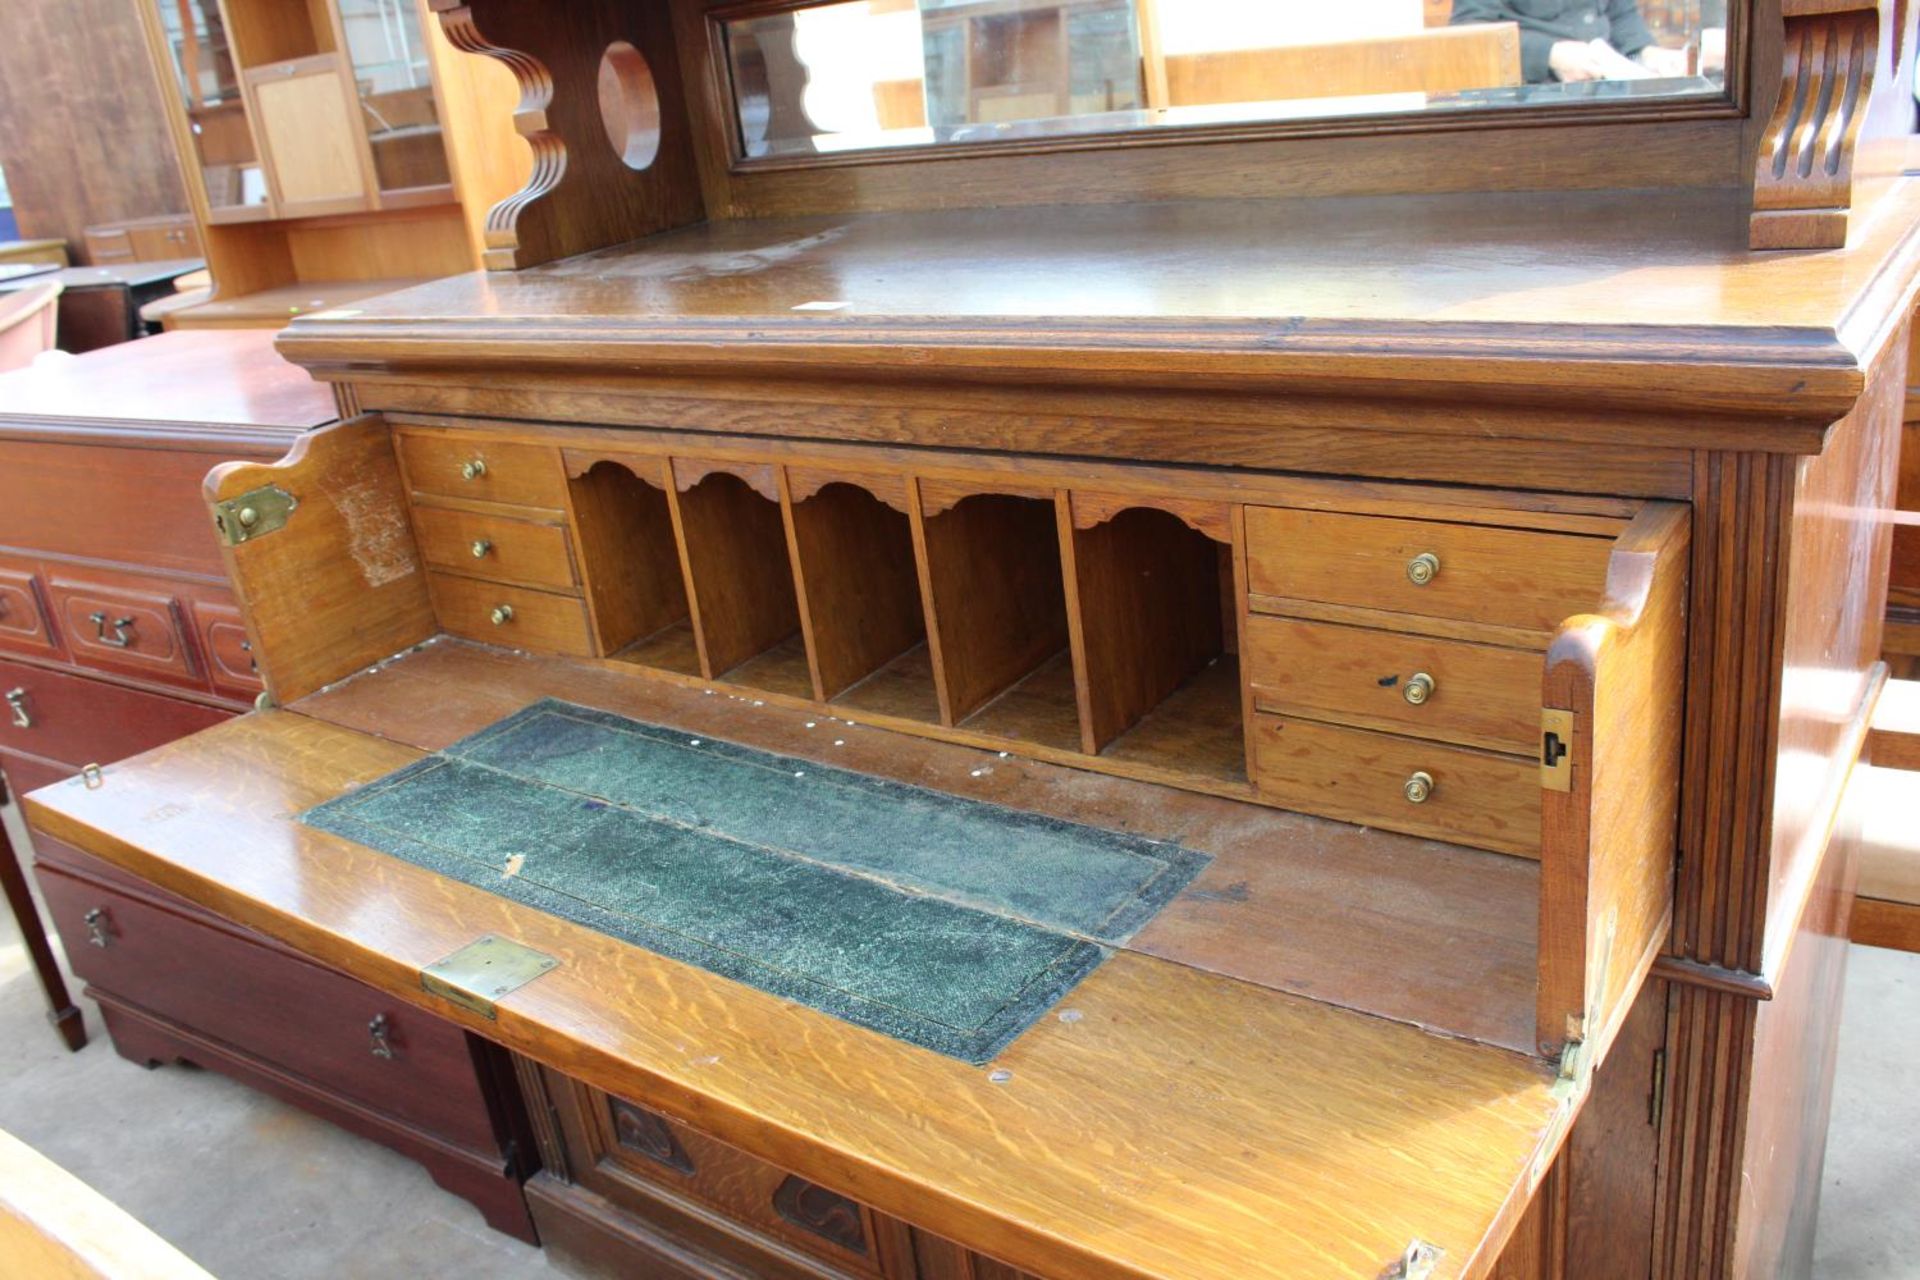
427 572 595 655
574 1084 894 1277
0 566 55 655
0 656 228 769
1250 712 1541 858
36 865 500 1152
1245 614 1542 755
1244 507 1615 636
397 432 569 511
413 503 579 592
47 578 197 688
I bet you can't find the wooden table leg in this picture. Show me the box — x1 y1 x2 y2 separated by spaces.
0 777 86 1051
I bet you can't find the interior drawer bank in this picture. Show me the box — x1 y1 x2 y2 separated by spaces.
368 423 1689 864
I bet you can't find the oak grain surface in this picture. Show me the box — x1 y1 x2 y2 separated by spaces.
23 702 1563 1280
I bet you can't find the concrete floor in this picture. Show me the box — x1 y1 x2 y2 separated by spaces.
0 799 1915 1279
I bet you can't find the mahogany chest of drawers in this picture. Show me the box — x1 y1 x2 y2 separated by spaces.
0 330 536 1241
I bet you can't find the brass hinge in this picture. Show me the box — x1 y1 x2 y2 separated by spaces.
1540 708 1574 792
1650 1048 1667 1129
420 935 558 1019
211 484 297 547
1551 1035 1591 1104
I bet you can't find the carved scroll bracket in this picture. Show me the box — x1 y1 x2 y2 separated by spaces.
1750 0 1919 250
429 0 705 269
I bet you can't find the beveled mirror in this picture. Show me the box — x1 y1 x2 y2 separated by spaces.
722 0 1732 160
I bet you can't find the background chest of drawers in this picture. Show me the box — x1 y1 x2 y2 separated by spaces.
0 330 537 1242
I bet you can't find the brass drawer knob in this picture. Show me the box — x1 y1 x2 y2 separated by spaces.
1403 672 1435 706
1403 771 1435 804
1406 552 1440 586
460 458 488 481
82 907 111 948
4 688 28 729
490 604 515 626
471 538 493 559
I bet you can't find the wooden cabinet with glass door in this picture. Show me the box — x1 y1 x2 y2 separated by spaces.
133 0 526 329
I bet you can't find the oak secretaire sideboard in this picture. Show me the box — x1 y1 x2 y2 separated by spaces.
21 1 1920 1276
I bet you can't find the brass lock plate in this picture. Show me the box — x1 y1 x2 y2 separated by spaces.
420 934 558 1019
1540 708 1574 792
211 484 298 547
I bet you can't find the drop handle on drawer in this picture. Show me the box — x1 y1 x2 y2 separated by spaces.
490 604 514 626
1402 672 1435 706
88 611 136 648
1403 771 1435 805
460 458 488 481
4 688 28 729
82 908 111 948
368 1013 397 1060
1405 552 1441 586
471 538 493 559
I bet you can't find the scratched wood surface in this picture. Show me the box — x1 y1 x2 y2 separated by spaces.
276 181 1920 430
23 699 1564 1280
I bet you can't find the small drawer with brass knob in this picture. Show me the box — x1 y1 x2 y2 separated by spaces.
425 573 593 656
1250 712 1541 858
396 433 569 509
1245 615 1541 755
410 504 580 592
1243 506 1614 636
